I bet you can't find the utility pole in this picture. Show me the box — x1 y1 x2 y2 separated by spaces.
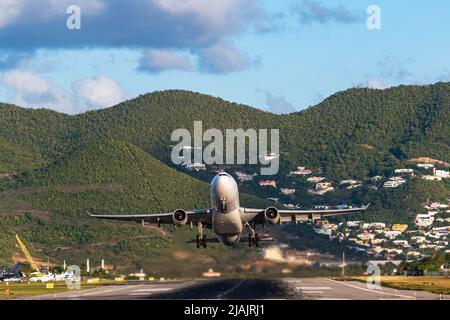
101 259 105 270
86 259 90 273
341 251 346 278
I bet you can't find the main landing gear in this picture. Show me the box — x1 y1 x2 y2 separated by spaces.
196 235 207 249
246 221 259 248
196 222 207 249
248 233 259 248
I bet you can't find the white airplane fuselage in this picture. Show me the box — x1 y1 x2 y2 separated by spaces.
210 173 244 246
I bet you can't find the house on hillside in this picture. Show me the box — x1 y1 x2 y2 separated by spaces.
307 176 325 183
182 162 206 171
435 169 450 179
280 188 296 195
384 177 406 188
235 171 257 182
415 214 434 227
259 180 277 188
417 164 434 169
290 166 312 176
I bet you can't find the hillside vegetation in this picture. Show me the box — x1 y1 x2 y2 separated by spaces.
0 82 449 271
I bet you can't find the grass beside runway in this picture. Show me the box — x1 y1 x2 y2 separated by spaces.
0 278 178 300
0 281 102 300
349 276 450 295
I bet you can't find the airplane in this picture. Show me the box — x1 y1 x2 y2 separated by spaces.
29 273 55 283
90 172 369 248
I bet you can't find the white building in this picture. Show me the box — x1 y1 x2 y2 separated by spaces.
393 240 410 247
384 177 407 188
314 228 332 236
280 188 296 195
347 221 362 228
340 180 362 185
411 236 426 243
235 172 257 182
368 222 386 229
309 182 334 195
182 163 206 171
435 169 450 179
290 167 312 176
307 176 325 183
415 214 434 227
384 231 402 239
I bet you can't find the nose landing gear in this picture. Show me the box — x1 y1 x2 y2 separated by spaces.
196 222 207 249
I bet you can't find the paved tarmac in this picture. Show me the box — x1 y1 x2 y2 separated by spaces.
25 278 448 300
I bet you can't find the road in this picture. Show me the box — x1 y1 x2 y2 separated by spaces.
25 278 448 300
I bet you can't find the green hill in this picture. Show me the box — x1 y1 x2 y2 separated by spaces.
0 139 266 271
0 82 449 271
2 83 448 179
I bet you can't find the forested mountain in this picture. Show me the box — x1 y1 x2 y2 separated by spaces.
0 82 449 271
1 82 448 178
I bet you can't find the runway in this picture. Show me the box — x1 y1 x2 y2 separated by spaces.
25 278 448 300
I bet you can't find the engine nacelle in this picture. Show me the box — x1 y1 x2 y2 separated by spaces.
172 209 188 226
264 207 280 225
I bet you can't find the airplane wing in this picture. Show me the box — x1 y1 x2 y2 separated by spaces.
89 209 213 227
243 204 370 224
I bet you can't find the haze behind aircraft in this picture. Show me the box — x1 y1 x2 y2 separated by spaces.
90 173 369 248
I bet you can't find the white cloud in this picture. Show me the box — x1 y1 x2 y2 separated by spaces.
44 0 106 16
152 0 258 34
0 0 25 27
1 69 76 113
0 0 106 26
264 92 297 114
196 41 259 74
72 75 127 111
138 49 193 73
356 78 390 90
0 0 272 73
293 0 362 24
1 70 127 114
376 56 411 80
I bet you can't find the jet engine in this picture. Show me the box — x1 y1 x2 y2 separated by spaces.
172 209 188 226
264 207 280 225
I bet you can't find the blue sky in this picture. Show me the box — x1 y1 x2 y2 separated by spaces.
0 0 449 114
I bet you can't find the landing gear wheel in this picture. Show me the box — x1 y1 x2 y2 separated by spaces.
248 233 259 247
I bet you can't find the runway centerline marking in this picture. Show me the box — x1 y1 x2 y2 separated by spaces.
297 287 332 290
217 279 246 299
